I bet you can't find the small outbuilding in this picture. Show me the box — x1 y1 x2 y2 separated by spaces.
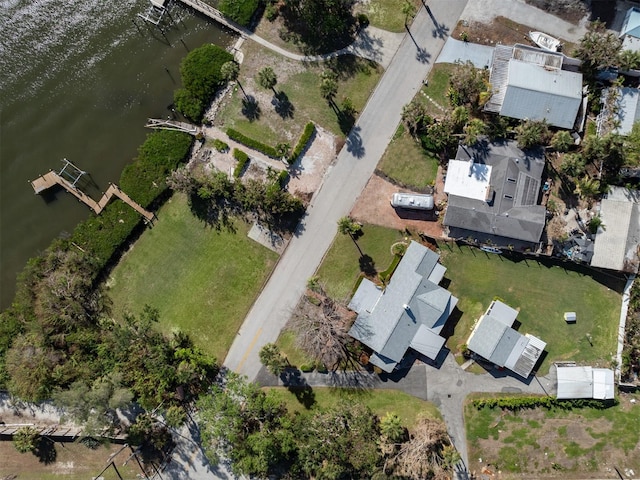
563 312 577 323
466 299 546 379
556 366 615 400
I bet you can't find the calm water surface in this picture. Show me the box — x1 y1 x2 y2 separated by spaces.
0 0 233 308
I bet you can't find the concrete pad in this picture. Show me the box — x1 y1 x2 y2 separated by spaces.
436 37 494 67
248 222 287 254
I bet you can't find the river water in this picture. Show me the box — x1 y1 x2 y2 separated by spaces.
0 0 233 308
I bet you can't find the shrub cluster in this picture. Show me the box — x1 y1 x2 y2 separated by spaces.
226 127 279 158
73 130 193 269
288 122 315 165
277 169 289 188
213 138 229 152
233 148 250 177
174 44 234 123
472 396 618 411
218 0 260 26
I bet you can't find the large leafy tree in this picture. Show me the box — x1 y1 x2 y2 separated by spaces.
447 61 490 110
197 372 295 477
280 0 357 53
294 401 382 478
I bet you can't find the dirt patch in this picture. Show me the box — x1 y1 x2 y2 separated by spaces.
467 400 640 479
288 126 337 197
350 174 444 239
453 16 542 47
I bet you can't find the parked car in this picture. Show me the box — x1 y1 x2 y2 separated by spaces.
390 192 434 211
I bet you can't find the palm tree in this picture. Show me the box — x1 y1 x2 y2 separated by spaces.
221 60 248 99
337 216 363 256
257 66 277 94
320 77 338 105
259 343 289 375
402 0 417 27
574 175 600 203
462 118 487 146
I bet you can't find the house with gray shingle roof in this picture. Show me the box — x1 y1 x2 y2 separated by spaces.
443 140 546 247
467 299 546 379
348 241 458 373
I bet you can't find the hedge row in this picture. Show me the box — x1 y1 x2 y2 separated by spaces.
472 396 618 411
71 130 193 270
288 122 315 165
233 148 250 177
226 128 279 158
213 139 229 152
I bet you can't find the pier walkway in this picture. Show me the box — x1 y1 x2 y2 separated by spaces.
30 171 155 223
146 118 200 135
173 0 403 68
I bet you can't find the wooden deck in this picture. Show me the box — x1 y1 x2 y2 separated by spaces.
30 171 155 223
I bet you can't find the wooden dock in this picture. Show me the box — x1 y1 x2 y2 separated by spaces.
175 0 246 36
30 171 155 223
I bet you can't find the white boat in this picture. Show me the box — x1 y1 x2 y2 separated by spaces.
528 31 562 52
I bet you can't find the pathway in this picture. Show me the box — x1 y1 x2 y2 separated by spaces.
175 0 403 68
256 354 557 471
617 275 635 381
224 0 469 380
460 0 588 43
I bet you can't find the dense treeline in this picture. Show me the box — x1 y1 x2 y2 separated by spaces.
174 44 234 123
197 373 459 479
168 162 305 232
0 129 202 429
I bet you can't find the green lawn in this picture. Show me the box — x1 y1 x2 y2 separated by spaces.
377 125 439 190
423 63 454 116
465 394 640 475
440 245 622 375
356 0 422 32
216 42 383 142
275 329 314 367
267 387 441 426
107 193 278 362
315 225 406 301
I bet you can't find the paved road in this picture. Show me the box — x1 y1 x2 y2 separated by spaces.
256 354 557 471
224 0 470 380
460 0 588 42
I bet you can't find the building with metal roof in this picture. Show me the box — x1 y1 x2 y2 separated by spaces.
443 141 546 246
556 366 615 400
597 87 640 136
467 300 546 379
348 241 458 373
485 44 583 129
591 187 640 272
621 7 640 42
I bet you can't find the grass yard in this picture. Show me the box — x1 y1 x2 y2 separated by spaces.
267 387 441 426
422 63 454 116
439 245 623 375
216 42 383 142
377 124 438 190
0 441 143 480
465 393 640 476
355 0 422 32
107 193 278 362
315 224 406 301
275 329 314 367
